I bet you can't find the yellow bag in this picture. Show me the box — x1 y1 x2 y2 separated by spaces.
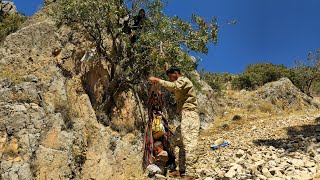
152 116 165 140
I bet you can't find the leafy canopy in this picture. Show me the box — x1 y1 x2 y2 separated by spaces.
231 63 290 90
53 0 219 81
53 0 221 112
290 49 320 96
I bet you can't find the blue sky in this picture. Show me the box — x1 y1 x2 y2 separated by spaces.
10 0 320 74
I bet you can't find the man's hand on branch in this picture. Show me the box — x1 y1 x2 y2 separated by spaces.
149 76 161 84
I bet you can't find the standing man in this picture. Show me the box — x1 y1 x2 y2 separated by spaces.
149 66 200 180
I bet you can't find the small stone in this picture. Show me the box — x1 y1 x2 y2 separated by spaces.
13 156 22 162
304 161 315 167
268 146 275 151
30 103 39 109
13 105 27 112
154 174 166 179
225 168 236 178
268 160 277 167
236 150 245 158
311 138 317 142
255 160 265 166
262 167 272 178
291 159 304 167
314 155 320 162
308 167 317 174
297 134 304 138
298 170 313 179
277 149 285 153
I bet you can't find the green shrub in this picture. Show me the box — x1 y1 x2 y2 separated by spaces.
200 69 232 91
244 63 290 86
231 74 253 90
231 63 290 90
0 13 27 41
311 80 320 96
289 49 320 96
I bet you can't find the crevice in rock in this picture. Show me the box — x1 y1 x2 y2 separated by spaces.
56 63 73 79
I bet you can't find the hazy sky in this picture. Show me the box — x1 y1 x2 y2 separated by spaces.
10 0 320 73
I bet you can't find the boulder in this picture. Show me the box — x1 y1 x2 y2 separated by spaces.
0 1 17 16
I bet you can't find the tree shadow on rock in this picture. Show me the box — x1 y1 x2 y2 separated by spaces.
253 117 320 153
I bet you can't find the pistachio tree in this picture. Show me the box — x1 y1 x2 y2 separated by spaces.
53 0 220 114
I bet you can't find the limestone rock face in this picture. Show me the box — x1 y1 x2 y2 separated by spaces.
197 81 222 129
0 15 144 179
255 77 319 110
111 89 146 133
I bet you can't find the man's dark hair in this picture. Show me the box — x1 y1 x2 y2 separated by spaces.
139 9 145 16
166 66 181 75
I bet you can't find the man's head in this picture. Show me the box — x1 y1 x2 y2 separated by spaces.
154 141 163 155
139 9 145 18
166 66 181 82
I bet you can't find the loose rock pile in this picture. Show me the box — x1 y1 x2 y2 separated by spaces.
195 115 320 180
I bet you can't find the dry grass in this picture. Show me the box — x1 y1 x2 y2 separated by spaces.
209 88 320 134
0 67 25 84
259 101 274 113
2 138 19 158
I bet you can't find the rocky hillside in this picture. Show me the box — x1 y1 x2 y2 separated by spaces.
197 114 320 180
0 12 144 180
195 80 320 179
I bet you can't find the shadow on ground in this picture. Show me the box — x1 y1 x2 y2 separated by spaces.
253 117 320 152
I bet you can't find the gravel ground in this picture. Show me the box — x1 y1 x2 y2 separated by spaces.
191 113 320 180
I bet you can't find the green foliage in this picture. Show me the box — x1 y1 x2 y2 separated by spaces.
289 49 320 96
52 0 221 111
231 63 290 90
199 69 232 92
0 13 26 41
231 74 253 90
243 63 290 86
312 80 320 95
